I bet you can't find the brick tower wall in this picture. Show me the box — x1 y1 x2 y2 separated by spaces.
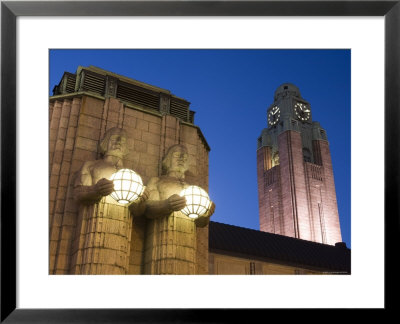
257 147 284 235
257 146 270 233
49 95 210 274
312 140 342 245
257 129 342 245
304 162 325 243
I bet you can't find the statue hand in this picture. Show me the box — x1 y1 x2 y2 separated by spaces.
195 215 210 228
194 202 215 228
140 187 150 202
207 201 216 217
128 186 149 216
131 187 150 206
167 194 187 212
94 178 114 196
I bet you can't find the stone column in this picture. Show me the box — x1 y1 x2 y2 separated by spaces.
70 197 132 275
145 210 197 275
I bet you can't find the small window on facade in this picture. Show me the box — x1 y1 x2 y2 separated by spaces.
303 148 312 163
284 86 288 90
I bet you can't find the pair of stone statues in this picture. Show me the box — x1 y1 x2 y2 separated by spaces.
72 127 215 274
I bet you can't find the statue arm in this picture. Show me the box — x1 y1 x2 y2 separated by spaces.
74 161 113 204
74 185 103 204
143 177 170 219
144 200 173 219
129 186 149 218
143 177 187 219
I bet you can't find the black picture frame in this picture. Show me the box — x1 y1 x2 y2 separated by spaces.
1 0 398 322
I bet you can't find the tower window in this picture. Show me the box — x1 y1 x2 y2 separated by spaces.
284 86 288 90
303 148 312 163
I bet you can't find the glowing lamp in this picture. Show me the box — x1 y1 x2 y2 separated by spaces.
179 185 211 219
109 168 144 204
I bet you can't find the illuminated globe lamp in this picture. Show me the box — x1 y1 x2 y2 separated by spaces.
179 185 212 219
109 168 144 205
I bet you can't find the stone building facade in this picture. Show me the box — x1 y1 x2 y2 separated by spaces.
49 66 210 274
257 84 342 245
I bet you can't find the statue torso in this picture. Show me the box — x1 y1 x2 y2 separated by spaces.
90 160 119 185
157 175 187 200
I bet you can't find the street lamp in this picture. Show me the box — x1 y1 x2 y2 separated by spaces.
109 168 144 204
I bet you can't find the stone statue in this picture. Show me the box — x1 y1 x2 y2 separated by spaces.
74 127 127 203
272 151 280 166
140 144 215 274
71 127 148 274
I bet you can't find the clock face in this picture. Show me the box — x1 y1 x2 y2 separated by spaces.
294 102 311 121
268 106 280 126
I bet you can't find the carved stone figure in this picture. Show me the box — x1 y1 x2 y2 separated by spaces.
70 127 148 274
140 144 215 274
272 151 280 166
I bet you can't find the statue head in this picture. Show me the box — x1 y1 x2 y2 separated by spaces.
98 127 128 159
162 144 189 175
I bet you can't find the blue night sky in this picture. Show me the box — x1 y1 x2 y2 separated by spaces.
49 49 351 248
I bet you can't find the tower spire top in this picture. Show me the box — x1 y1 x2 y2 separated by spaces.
274 83 301 100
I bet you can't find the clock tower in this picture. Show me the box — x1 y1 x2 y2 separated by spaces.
257 83 342 245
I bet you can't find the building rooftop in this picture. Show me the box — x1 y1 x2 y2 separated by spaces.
274 82 302 100
51 65 196 124
209 221 351 273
